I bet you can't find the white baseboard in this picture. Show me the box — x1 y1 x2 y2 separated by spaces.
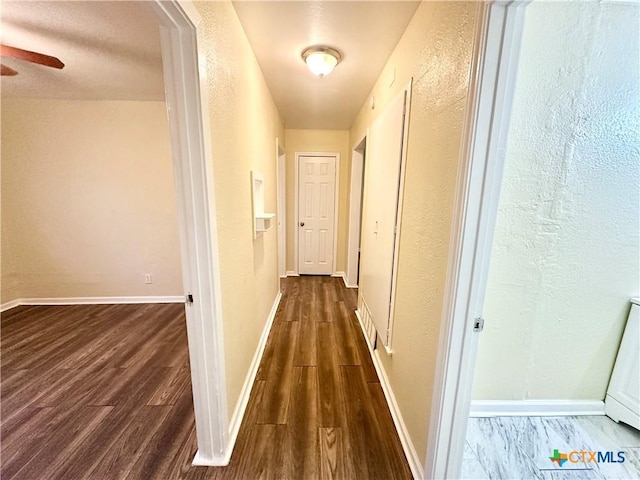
0 299 21 313
354 311 423 479
1 295 185 312
337 271 358 289
286 271 354 289
371 350 423 479
221 291 283 465
470 400 606 417
331 271 351 289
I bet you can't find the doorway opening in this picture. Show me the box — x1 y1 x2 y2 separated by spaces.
424 1 640 479
277 138 287 278
346 136 367 288
461 0 640 478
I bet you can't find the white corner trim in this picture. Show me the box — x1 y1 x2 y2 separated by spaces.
331 271 354 289
1 296 185 311
0 299 21 312
470 400 605 417
385 78 413 354
191 450 221 467
370 349 423 479
285 271 300 277
223 291 282 464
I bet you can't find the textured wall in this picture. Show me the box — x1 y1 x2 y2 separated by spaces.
283 129 350 273
194 1 285 419
1 99 182 303
350 1 479 465
473 0 640 400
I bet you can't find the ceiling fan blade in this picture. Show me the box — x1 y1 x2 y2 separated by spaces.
1 63 18 76
0 45 64 69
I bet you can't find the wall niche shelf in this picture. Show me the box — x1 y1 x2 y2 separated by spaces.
251 170 275 239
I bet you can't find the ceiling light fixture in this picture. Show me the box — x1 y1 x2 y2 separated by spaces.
301 46 342 78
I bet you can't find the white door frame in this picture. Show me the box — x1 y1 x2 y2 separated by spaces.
424 1 529 478
276 138 286 278
345 134 368 288
153 0 229 466
294 152 340 275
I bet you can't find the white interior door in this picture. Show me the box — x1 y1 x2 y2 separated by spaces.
298 155 336 275
359 88 408 346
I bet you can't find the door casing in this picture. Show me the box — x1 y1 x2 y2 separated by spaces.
276 138 286 278
346 134 367 288
424 1 530 478
294 152 340 276
152 0 229 467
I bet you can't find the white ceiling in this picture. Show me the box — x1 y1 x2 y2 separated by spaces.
0 1 420 129
232 1 420 129
0 1 164 101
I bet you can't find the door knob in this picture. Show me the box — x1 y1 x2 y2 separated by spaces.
300 222 305 227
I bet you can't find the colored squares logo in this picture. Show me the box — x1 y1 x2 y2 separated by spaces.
550 449 568 467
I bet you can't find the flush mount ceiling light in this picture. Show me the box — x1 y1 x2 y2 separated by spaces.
301 46 342 78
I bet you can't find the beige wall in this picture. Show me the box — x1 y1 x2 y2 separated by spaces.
1 99 182 303
194 1 284 419
283 129 350 273
350 1 479 465
473 0 640 401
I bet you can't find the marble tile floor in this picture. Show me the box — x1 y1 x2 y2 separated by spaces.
463 415 640 480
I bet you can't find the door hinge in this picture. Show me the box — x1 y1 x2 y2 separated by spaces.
473 317 484 332
186 293 194 306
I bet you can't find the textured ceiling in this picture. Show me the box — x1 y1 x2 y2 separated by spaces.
0 1 164 101
0 1 420 128
232 1 420 129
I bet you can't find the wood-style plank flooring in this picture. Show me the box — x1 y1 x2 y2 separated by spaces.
1 277 412 479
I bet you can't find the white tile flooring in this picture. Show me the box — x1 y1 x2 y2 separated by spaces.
463 416 640 479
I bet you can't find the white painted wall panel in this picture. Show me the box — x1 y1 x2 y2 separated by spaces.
359 89 407 345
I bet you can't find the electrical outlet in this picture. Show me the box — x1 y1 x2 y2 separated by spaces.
144 273 152 284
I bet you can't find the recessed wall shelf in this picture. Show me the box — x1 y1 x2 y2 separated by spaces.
251 170 275 239
255 213 276 234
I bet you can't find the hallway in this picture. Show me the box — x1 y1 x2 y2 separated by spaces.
194 276 412 479
0 276 412 479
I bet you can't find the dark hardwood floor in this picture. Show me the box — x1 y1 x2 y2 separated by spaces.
1 277 412 479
